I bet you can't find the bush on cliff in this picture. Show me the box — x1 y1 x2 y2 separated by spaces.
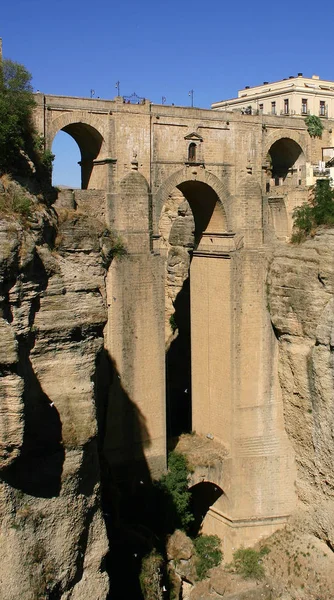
194 534 222 580
156 451 194 533
292 179 334 242
0 58 53 181
231 546 270 580
0 59 36 174
139 549 164 600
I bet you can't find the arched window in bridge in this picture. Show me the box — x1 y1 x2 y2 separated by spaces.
188 143 197 162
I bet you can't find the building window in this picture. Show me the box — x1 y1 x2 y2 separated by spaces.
301 98 308 114
320 100 326 116
259 103 263 114
188 143 196 162
271 101 276 115
284 99 289 114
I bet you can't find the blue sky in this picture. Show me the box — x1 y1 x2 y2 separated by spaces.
2 0 332 186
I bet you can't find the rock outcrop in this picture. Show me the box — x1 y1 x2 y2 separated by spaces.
267 229 334 547
0 184 112 599
159 188 194 342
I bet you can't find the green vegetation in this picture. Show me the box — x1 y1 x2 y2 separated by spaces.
108 232 127 258
194 534 223 580
292 179 334 242
231 546 270 580
139 549 164 600
0 58 54 181
169 313 177 333
0 59 35 174
0 175 33 220
158 451 194 532
305 115 324 138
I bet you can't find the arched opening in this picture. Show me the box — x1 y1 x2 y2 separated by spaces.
188 142 196 162
268 138 305 186
52 131 81 188
51 122 103 189
189 482 224 536
162 180 227 443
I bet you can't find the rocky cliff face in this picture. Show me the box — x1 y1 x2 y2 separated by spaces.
268 229 334 547
0 181 112 599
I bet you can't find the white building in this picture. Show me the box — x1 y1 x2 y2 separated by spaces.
212 74 334 119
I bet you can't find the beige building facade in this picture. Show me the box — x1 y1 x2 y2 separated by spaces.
212 73 334 120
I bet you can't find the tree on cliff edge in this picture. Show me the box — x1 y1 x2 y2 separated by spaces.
292 178 334 242
0 58 35 174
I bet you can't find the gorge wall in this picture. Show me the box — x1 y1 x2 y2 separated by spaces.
0 180 112 599
1 173 334 599
268 229 334 548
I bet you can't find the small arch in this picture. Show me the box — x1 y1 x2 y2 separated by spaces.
189 482 224 536
263 130 307 160
188 142 197 162
52 130 81 188
61 122 103 189
264 134 307 190
268 138 305 184
47 112 106 189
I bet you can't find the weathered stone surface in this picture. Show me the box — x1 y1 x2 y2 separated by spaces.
159 190 194 341
0 374 24 468
189 569 272 600
0 200 110 599
167 529 194 561
167 529 197 585
268 229 334 547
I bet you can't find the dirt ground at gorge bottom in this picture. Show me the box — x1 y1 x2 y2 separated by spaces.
188 521 334 600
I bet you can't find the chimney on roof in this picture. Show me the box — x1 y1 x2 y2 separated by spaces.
312 74 320 80
298 72 303 77
289 76 294 79
245 86 250 89
263 81 268 85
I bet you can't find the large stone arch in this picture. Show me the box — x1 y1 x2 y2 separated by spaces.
47 111 107 189
154 167 230 236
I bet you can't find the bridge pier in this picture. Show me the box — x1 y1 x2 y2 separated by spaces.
189 245 296 558
104 170 167 479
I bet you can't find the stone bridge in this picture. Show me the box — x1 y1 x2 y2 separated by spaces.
33 94 332 557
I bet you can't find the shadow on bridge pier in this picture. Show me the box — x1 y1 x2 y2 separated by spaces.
96 350 175 599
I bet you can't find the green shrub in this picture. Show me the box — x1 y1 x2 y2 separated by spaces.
194 534 222 580
169 313 177 333
158 451 194 532
0 59 35 174
232 546 270 580
305 115 324 138
139 549 164 600
110 234 127 257
312 178 334 226
40 149 55 172
292 179 334 242
291 202 314 242
12 191 32 217
0 180 32 219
